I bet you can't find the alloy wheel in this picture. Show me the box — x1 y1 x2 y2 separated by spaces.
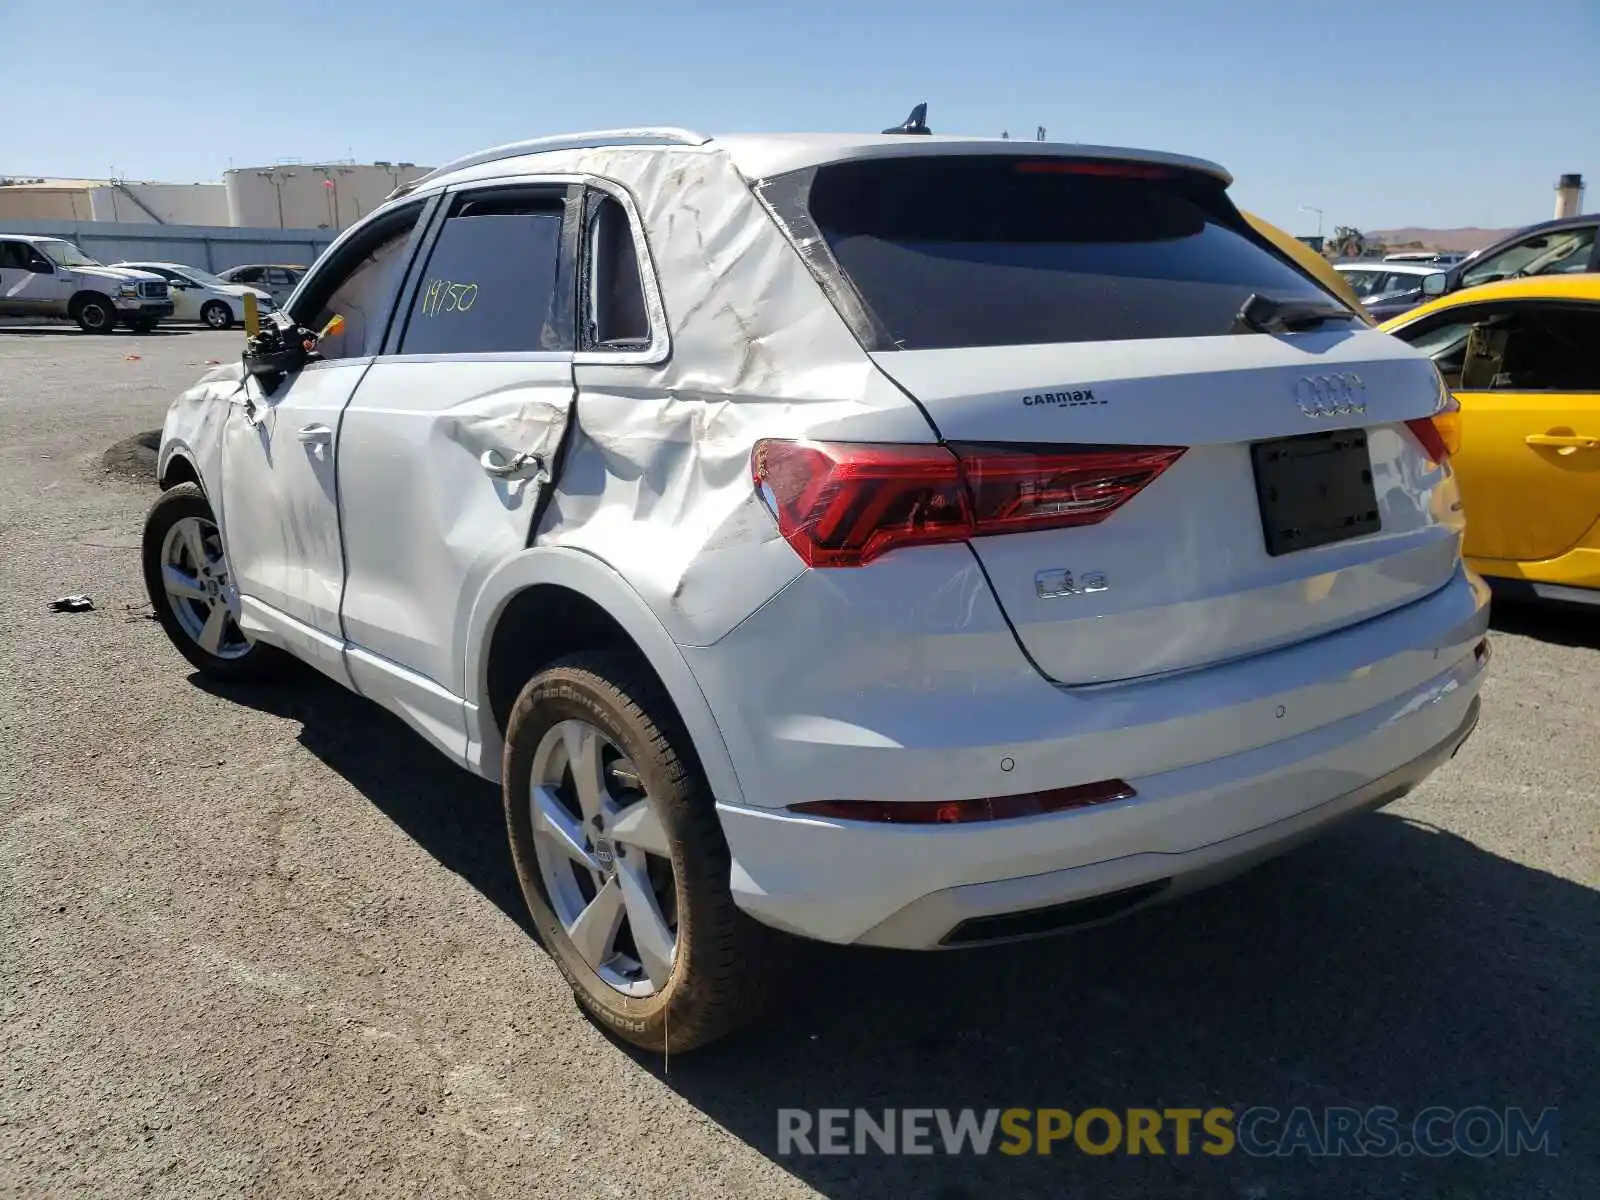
528 718 678 997
159 515 252 659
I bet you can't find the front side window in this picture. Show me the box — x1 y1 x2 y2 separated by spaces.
298 207 422 361
768 155 1340 350
1460 226 1597 288
1374 271 1428 298
397 190 569 355
1341 270 1382 298
1393 303 1600 391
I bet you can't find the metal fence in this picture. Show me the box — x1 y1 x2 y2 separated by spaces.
0 218 337 273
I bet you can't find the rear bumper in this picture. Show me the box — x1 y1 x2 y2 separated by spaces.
865 694 1478 948
704 564 1490 948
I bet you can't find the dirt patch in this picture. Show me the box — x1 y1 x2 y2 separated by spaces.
101 430 161 484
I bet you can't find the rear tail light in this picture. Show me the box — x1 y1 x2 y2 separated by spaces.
1405 394 1462 465
790 780 1136 824
752 440 1184 568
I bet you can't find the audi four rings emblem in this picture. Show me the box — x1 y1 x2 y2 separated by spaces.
1295 373 1367 418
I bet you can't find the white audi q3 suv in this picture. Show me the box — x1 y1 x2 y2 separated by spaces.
144 128 1488 1051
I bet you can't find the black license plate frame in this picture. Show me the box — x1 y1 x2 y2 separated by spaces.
1250 430 1380 557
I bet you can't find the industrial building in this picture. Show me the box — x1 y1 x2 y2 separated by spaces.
0 177 229 225
224 163 433 230
0 161 433 232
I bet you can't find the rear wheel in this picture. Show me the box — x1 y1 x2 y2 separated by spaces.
141 483 284 681
132 318 160 333
200 300 233 330
71 293 118 334
503 651 789 1052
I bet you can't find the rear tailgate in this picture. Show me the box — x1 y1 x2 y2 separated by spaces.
763 149 1463 685
871 331 1460 684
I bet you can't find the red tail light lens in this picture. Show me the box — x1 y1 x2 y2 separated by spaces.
790 780 1136 824
958 444 1188 536
752 441 973 569
1405 394 1462 465
753 440 1185 568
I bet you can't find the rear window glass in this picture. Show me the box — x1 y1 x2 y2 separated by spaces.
791 157 1337 350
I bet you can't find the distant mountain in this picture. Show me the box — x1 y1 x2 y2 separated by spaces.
1368 227 1518 253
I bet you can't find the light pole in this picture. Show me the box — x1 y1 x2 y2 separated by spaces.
1299 204 1324 239
329 166 356 228
314 167 342 228
256 169 296 228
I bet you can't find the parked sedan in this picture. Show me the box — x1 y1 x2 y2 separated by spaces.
1335 261 1446 321
1382 274 1600 607
215 264 305 306
113 262 273 329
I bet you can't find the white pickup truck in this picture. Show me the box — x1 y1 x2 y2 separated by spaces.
0 234 174 332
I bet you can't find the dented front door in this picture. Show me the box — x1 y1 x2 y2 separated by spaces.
220 362 365 687
336 358 574 705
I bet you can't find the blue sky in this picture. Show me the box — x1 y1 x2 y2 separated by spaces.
11 0 1597 234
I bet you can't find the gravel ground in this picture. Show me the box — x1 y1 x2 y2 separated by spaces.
0 328 1595 1200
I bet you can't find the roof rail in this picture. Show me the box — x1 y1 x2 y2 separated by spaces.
387 128 712 199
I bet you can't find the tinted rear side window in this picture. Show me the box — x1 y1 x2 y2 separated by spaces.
783 157 1336 350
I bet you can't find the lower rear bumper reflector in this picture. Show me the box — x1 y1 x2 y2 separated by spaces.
789 779 1136 825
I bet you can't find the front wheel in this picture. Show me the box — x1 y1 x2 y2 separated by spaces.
141 483 284 681
503 651 790 1052
132 318 160 333
71 293 118 334
200 300 233 330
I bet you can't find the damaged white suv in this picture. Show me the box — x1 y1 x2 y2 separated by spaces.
144 128 1488 1052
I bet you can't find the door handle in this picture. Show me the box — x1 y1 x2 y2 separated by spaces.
480 449 547 480
297 424 333 444
1525 433 1599 450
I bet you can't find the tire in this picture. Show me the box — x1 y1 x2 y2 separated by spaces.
71 292 118 334
503 650 789 1053
141 483 285 682
200 300 233 330
133 318 160 333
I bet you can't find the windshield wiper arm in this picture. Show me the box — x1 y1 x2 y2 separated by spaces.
1233 293 1360 334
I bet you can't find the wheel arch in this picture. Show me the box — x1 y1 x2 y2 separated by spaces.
69 288 115 313
465 547 744 804
157 445 203 492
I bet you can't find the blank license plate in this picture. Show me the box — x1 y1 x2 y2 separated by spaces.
1250 431 1380 556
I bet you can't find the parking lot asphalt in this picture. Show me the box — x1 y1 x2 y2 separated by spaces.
0 327 1595 1199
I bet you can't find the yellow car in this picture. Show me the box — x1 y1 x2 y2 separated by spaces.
1382 275 1600 606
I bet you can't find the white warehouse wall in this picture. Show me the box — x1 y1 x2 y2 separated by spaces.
87 183 230 225
225 164 434 231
